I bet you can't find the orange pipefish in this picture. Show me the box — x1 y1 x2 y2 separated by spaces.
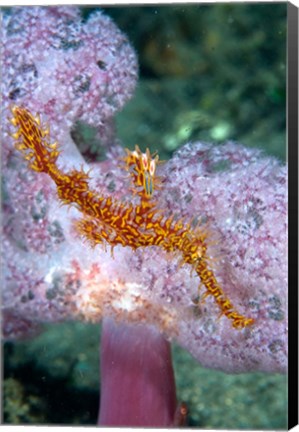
10 105 254 329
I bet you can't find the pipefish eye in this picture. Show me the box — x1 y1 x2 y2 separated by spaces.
149 159 156 176
141 153 148 170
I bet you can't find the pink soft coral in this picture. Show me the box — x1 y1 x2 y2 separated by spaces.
1 6 138 152
1 6 287 427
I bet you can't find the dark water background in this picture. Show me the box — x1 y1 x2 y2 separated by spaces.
3 3 287 427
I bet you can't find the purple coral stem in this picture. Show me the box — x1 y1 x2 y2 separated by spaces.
98 317 177 426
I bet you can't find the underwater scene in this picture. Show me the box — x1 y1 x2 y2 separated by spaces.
2 3 287 428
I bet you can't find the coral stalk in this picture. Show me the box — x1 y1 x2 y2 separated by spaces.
98 318 177 426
